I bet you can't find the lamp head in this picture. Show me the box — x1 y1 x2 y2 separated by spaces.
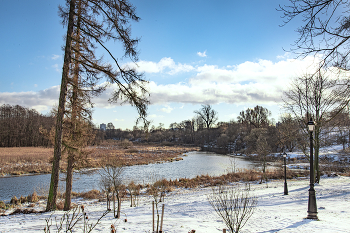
283 152 287 158
308 118 315 132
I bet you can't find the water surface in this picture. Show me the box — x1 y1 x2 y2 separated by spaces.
0 151 256 201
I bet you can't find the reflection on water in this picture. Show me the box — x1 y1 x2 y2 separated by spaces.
0 151 256 201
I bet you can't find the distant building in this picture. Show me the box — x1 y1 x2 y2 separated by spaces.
100 123 106 131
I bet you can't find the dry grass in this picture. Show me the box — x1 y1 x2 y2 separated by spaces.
76 189 102 199
84 143 199 168
0 143 199 176
140 169 310 190
159 169 310 189
0 147 53 175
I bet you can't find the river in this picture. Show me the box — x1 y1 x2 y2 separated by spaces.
0 151 259 201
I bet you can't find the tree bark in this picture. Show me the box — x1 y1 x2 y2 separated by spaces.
64 0 81 211
46 0 76 212
64 153 74 210
314 127 320 183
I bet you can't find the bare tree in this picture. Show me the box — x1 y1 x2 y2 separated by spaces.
279 0 350 70
237 105 271 131
194 104 218 147
256 132 271 184
194 104 218 129
277 114 302 152
244 128 271 183
208 185 257 233
283 71 347 182
326 108 350 150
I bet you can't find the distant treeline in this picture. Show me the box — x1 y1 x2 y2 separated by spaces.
0 104 55 147
2 104 348 154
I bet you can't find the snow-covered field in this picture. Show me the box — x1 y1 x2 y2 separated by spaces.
1 175 349 232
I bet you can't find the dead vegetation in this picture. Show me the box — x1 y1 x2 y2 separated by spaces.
0 143 199 176
142 169 310 189
0 147 53 176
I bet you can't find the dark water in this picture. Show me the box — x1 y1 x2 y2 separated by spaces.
0 151 257 201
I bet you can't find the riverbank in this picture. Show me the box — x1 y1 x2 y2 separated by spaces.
1 176 349 232
0 144 200 176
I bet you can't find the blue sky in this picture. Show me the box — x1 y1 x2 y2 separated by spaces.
0 0 322 130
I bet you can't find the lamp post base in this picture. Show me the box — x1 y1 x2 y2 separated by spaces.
307 187 318 220
284 182 288 195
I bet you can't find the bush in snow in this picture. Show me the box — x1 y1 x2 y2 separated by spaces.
208 185 257 233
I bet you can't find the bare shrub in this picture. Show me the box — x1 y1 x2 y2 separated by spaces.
78 190 101 199
127 181 141 207
99 161 124 218
208 185 257 233
99 175 113 211
44 205 108 233
10 196 19 205
56 200 65 210
147 176 169 232
27 191 39 203
0 201 5 209
19 195 26 204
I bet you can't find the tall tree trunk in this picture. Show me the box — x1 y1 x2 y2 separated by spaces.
113 191 116 218
64 152 74 210
46 0 76 212
314 127 320 183
117 193 121 219
64 0 81 211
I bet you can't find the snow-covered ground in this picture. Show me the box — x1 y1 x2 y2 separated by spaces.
1 175 349 232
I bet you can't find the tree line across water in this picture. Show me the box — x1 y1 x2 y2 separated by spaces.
1 103 349 157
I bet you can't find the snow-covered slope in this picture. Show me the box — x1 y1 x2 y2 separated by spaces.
1 176 349 232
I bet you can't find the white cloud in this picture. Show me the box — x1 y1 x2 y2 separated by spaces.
125 57 195 75
160 105 174 113
114 118 125 122
0 86 60 112
0 56 331 115
277 52 290 59
52 64 60 72
197 50 207 57
149 114 164 119
146 56 325 106
51 54 60 60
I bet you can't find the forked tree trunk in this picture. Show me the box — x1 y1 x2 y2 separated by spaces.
46 0 76 212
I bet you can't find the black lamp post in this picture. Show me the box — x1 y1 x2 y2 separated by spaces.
307 118 318 220
283 152 288 195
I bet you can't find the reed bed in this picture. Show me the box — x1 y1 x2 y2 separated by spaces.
0 144 199 176
0 147 53 176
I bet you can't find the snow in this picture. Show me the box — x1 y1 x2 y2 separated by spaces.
1 176 350 232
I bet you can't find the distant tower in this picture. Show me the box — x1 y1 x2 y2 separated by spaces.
100 123 106 131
